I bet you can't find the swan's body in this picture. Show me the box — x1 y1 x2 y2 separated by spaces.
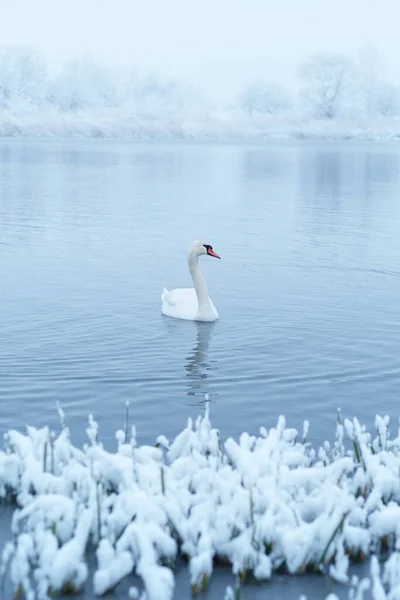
161 240 220 322
161 287 219 322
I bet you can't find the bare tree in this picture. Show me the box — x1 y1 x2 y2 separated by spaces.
299 53 353 119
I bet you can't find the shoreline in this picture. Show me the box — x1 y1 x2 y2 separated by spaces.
1 113 400 142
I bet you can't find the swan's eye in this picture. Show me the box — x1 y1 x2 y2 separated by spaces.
203 244 211 251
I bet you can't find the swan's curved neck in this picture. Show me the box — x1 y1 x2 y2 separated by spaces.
188 252 210 307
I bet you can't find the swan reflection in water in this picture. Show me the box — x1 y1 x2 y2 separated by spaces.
185 321 217 403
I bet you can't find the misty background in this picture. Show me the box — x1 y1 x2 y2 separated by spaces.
0 0 399 137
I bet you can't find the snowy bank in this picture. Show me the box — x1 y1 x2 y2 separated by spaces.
2 403 400 599
2 110 400 141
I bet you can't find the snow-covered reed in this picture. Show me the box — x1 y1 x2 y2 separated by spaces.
2 110 400 141
1 402 400 599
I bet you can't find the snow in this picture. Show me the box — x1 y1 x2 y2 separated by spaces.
2 110 400 141
94 547 134 596
3 406 400 597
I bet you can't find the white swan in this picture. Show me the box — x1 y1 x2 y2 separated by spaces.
161 240 221 322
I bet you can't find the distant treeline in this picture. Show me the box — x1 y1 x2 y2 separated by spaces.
0 44 398 123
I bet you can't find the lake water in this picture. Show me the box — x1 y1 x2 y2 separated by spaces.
2 139 400 451
1 138 399 598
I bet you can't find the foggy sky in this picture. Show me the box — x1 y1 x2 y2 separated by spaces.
1 0 399 102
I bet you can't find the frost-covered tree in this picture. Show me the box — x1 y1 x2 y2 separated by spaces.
239 83 292 115
121 73 209 120
372 82 400 116
299 53 353 119
50 57 118 111
0 45 48 110
356 46 400 117
357 45 380 117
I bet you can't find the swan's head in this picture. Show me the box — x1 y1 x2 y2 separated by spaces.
189 240 221 259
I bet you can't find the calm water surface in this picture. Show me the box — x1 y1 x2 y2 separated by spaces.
2 139 400 451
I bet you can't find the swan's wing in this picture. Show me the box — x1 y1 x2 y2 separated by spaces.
161 288 196 309
161 287 170 303
161 287 179 306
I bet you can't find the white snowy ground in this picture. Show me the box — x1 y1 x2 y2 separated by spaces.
1 401 400 599
1 110 400 141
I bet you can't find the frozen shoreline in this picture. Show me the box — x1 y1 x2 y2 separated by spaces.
1 112 400 142
1 402 400 599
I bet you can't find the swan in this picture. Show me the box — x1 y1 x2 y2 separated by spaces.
161 240 221 322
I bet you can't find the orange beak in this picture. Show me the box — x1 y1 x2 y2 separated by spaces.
207 248 221 259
